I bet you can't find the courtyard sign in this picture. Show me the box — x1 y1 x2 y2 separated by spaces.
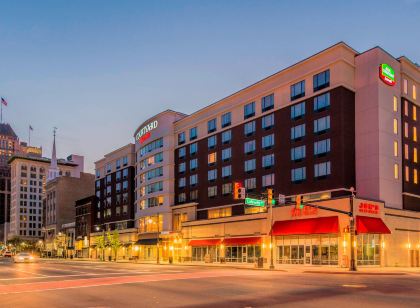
136 120 158 144
379 63 396 86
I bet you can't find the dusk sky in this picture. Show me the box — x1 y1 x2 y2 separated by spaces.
0 0 419 173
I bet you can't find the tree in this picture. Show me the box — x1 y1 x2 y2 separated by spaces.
107 230 121 261
96 234 106 261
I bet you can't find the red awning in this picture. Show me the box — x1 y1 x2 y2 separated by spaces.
188 239 221 246
223 237 262 245
356 216 391 234
272 216 339 236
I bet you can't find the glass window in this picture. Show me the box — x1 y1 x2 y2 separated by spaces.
262 113 274 130
244 178 256 190
178 193 186 203
222 183 232 195
178 132 186 145
413 105 417 121
291 102 305 119
313 92 330 111
292 167 306 182
394 119 398 135
244 102 255 119
190 174 198 186
190 127 198 140
261 94 274 112
222 147 232 161
262 134 275 149
291 124 305 140
190 190 198 200
393 96 398 112
116 159 121 169
222 130 232 144
178 147 186 159
222 165 232 178
208 118 217 133
208 135 217 149
291 145 306 161
178 178 186 188
208 152 217 165
314 161 331 178
221 112 231 128
245 159 256 172
262 173 274 187
208 169 217 182
190 142 198 155
244 140 256 154
313 69 330 92
394 163 399 179
314 139 331 156
291 80 305 100
403 79 408 94
190 158 198 171
414 85 417 100
208 186 218 198
262 154 274 168
314 116 330 133
178 162 186 173
244 121 256 136
208 207 231 218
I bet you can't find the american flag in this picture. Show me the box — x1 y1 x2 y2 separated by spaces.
1 97 7 106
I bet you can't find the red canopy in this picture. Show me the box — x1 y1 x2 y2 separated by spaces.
356 216 391 234
271 216 339 236
188 239 221 246
223 237 262 245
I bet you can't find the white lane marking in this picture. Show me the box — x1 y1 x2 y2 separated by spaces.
0 272 150 281
342 284 367 288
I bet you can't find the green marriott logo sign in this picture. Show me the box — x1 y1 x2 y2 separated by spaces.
379 63 396 86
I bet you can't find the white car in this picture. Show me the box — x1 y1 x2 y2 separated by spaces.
13 252 36 263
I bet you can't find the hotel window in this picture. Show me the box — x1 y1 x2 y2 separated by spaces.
222 183 232 195
394 164 399 179
222 147 232 161
314 92 330 112
106 175 112 184
190 174 198 186
208 152 217 165
405 166 410 182
314 116 331 134
414 105 417 121
291 80 305 101
261 94 274 112
244 121 256 136
221 130 232 144
414 85 417 100
178 177 186 188
116 159 121 169
190 190 198 201
221 112 232 128
414 169 418 184
123 168 128 179
262 154 274 168
190 158 198 171
190 127 198 140
405 144 409 160
262 173 275 187
314 139 331 156
314 161 331 178
262 113 274 130
208 207 231 219
262 134 274 149
178 132 186 145
393 141 398 157
208 118 217 133
178 147 186 159
404 100 409 116
404 122 409 138
394 119 398 135
291 124 305 140
208 135 217 149
208 169 217 182
178 162 186 173
95 170 100 178
208 186 218 198
244 140 256 154
291 102 305 120
414 147 418 163
222 165 232 178
245 159 256 173
291 145 306 161
313 69 330 92
403 79 408 94
122 156 128 166
244 178 256 190
244 102 255 119
178 193 186 203
414 127 418 142
190 142 198 155
393 96 398 112
106 163 112 173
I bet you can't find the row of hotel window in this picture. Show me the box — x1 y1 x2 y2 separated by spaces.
99 205 129 219
95 168 129 188
178 89 331 145
98 193 129 207
177 116 331 160
96 156 129 178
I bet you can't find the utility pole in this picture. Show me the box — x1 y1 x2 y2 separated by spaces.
269 198 274 270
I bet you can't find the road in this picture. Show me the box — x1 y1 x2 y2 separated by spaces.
0 258 419 307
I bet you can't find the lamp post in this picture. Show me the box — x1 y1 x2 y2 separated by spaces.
269 199 275 270
349 187 357 271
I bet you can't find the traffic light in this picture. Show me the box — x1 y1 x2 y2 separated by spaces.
239 187 246 199
267 189 273 206
295 195 303 209
233 182 241 200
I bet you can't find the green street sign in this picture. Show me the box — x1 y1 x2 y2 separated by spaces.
245 198 266 207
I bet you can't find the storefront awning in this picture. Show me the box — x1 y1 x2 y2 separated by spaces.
272 216 339 236
356 216 391 234
188 239 221 246
222 237 262 245
135 238 159 245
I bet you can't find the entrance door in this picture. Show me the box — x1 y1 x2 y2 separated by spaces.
242 246 247 263
410 250 420 267
305 245 312 265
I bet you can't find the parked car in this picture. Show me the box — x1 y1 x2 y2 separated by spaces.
13 252 36 263
3 251 13 258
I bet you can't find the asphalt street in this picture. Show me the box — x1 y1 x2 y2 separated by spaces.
0 258 419 308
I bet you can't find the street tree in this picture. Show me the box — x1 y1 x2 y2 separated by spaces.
96 234 106 261
107 230 121 261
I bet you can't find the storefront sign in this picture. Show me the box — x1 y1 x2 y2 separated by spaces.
136 120 159 143
379 63 396 86
291 207 318 217
245 198 265 207
358 202 380 214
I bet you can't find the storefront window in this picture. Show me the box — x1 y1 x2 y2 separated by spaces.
225 245 261 263
357 234 381 265
192 246 219 262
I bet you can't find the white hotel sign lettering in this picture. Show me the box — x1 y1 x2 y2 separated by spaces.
136 120 158 143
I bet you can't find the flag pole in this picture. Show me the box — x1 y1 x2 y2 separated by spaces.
1 101 2 124
29 126 31 146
